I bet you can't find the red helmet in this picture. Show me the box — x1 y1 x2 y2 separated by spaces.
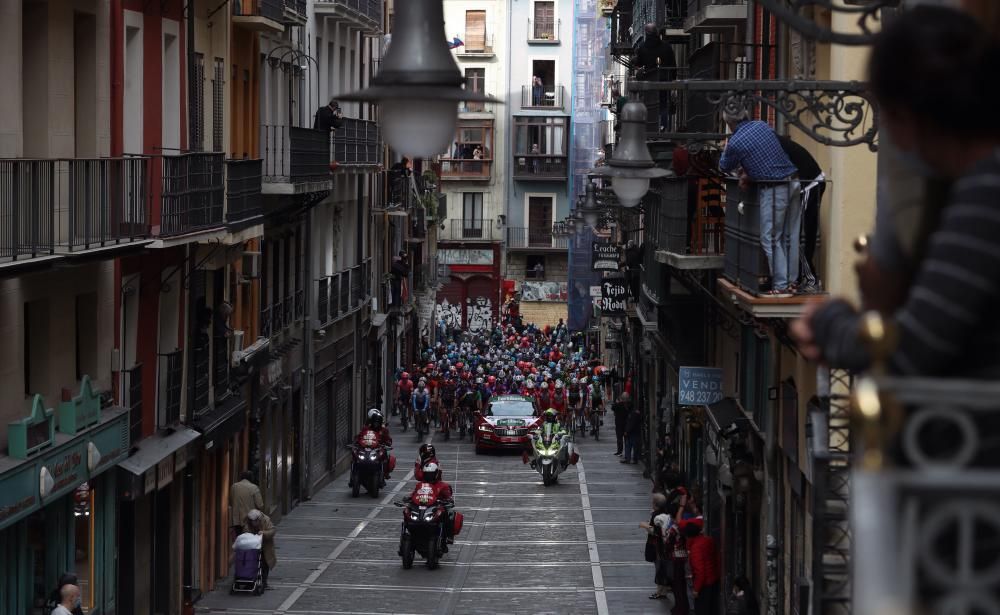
487 375 496 384
401 372 410 380
455 362 464 370
427 363 434 370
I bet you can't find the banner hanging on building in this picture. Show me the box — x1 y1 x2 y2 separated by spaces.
599 279 627 315
591 242 621 271
678 366 724 406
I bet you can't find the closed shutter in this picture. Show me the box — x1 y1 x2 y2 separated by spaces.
534 2 554 39
465 11 486 52
334 368 353 467
312 370 334 486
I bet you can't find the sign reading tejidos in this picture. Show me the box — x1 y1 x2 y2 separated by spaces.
599 279 627 315
591 242 621 271
678 366 724 406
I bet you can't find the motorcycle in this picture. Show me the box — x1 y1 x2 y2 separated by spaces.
347 436 393 498
395 484 461 570
526 430 577 486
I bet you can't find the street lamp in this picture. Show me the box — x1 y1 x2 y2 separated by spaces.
341 0 498 158
579 182 602 227
590 101 670 207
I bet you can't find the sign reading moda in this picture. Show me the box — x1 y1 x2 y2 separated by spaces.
591 242 621 271
599 279 627 315
678 366 724 406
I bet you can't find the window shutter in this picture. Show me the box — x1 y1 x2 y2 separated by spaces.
465 11 486 52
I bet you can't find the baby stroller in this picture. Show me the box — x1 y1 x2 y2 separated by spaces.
230 546 264 595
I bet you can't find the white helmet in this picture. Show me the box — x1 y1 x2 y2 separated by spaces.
555 380 564 389
526 380 535 389
367 408 381 419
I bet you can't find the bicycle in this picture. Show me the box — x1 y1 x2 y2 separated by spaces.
588 406 602 440
398 396 411 432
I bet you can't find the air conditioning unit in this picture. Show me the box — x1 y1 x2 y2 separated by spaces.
243 252 261 279
231 330 245 365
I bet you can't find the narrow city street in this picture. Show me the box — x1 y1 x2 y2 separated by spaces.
196 413 658 615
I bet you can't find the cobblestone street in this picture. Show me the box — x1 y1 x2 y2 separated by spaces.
196 414 660 615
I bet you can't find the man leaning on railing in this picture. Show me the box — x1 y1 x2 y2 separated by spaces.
314 97 344 133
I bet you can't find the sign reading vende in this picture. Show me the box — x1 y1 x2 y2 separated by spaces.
599 279 627 315
678 366 724 406
591 242 621 271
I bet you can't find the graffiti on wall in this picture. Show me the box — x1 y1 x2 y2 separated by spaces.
466 297 493 333
435 299 462 329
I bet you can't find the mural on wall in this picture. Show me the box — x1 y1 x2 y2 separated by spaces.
520 281 568 302
435 299 462 330
466 297 493 333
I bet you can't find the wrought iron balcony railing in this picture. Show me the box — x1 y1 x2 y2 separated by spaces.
125 363 143 444
161 152 225 235
506 226 570 250
527 17 561 43
512 154 569 180
212 335 230 401
283 0 307 24
261 124 331 186
521 84 566 110
441 219 499 242
439 158 492 181
157 350 183 428
260 304 272 338
313 0 382 33
0 157 151 265
225 158 263 224
190 339 211 416
232 0 283 23
315 260 371 327
650 176 725 262
331 118 382 168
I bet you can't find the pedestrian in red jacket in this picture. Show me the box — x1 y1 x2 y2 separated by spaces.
683 522 720 615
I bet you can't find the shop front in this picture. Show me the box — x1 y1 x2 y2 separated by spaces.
0 382 130 615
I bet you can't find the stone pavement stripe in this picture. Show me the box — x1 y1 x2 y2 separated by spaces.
288 515 643 527
274 464 419 614
577 460 610 615
278 556 649 567
279 534 644 546
265 581 653 593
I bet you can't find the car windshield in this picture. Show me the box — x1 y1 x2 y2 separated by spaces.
488 401 535 417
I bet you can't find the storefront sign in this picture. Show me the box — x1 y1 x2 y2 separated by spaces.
678 367 724 406
599 279 627 315
88 415 130 473
0 463 39 527
40 441 87 502
57 376 101 435
437 248 493 265
591 242 621 271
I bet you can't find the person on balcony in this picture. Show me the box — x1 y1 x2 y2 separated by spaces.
719 108 799 297
777 136 825 294
530 144 542 174
532 76 544 106
633 24 677 130
313 97 344 132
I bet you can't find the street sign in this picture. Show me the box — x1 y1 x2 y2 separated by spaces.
599 279 627 315
592 242 621 271
678 366 724 406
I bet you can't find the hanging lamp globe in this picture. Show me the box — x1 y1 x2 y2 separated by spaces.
579 182 603 227
590 101 670 207
340 0 499 158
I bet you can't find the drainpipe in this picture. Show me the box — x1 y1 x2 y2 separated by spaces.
187 0 197 148
765 334 781 615
302 212 315 498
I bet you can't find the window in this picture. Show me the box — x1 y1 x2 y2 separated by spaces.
514 116 568 156
533 1 555 39
527 196 554 246
464 68 485 112
24 299 49 396
190 53 205 151
465 10 486 52
75 293 98 381
443 119 494 179
526 255 546 278
462 193 484 237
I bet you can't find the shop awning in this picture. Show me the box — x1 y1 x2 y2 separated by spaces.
704 398 747 434
118 427 200 477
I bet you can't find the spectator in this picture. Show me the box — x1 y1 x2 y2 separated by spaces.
50 584 81 615
777 136 825 293
684 522 721 615
720 107 799 296
532 76 544 106
727 576 760 615
612 392 631 456
640 493 676 604
532 262 544 279
245 509 277 590
530 143 542 174
623 402 642 464
230 471 264 541
46 574 83 615
792 6 1000 382
313 97 344 132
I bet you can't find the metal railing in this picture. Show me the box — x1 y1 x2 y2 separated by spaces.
161 153 224 235
411 207 427 240
225 158 263 223
506 226 570 249
125 364 143 445
650 176 725 256
261 124 330 185
442 219 499 241
283 0 307 22
331 118 382 167
512 154 569 180
686 0 747 17
191 341 210 415
315 259 370 327
521 84 566 109
313 0 382 31
212 336 230 400
0 157 151 263
260 304 272 338
527 17 560 42
158 350 183 428
232 0 283 21
439 158 492 180
271 297 285 331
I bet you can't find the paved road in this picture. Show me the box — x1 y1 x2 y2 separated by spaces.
196 414 661 615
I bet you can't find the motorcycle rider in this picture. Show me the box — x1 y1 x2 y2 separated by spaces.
524 408 571 469
415 461 456 551
356 408 393 479
413 443 439 480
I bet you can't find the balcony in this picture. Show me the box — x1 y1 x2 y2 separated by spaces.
521 84 567 110
512 155 569 181
440 158 492 181
456 33 495 58
314 0 382 34
685 0 748 32
440 219 500 242
161 153 225 236
261 125 332 194
719 178 814 318
527 17 561 43
125 364 143 444
507 226 569 251
212 336 231 401
225 158 263 226
0 157 152 270
331 118 382 170
283 0 307 25
651 177 725 269
157 350 183 428
232 0 285 32
314 258 370 328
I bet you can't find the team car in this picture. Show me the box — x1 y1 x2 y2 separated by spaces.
474 395 542 454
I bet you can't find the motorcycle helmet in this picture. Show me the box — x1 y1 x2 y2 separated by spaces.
401 372 410 381
367 408 384 429
418 443 437 464
555 380 564 389
421 462 441 483
526 380 535 390
543 409 559 424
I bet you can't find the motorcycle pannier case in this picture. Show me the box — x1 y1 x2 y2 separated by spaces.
388 454 397 473
452 511 464 535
